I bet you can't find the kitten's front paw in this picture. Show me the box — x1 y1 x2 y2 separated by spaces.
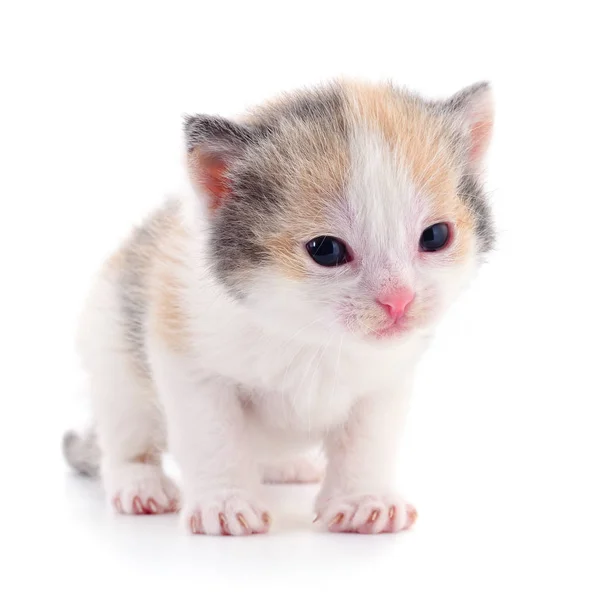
315 493 417 534
106 463 180 515
184 490 271 536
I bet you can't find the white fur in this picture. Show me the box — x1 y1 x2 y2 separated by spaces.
75 128 480 535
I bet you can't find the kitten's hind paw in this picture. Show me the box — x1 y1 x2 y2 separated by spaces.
262 456 324 484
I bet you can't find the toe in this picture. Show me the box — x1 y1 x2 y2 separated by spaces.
328 511 348 532
132 496 144 514
403 504 418 530
112 496 123 514
351 501 388 533
189 513 203 534
146 498 161 514
233 512 252 535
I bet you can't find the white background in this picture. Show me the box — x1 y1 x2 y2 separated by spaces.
1 1 592 598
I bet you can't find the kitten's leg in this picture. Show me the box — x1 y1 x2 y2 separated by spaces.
79 278 179 515
149 343 270 536
91 361 179 515
315 379 417 534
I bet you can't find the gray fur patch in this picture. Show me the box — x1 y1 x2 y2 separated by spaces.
119 226 152 371
457 174 495 253
62 429 100 477
444 81 490 113
255 85 347 133
184 115 257 152
118 199 181 370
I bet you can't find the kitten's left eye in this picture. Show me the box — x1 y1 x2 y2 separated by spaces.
305 236 351 267
419 223 450 252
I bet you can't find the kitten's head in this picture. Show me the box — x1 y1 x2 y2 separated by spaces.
184 80 494 344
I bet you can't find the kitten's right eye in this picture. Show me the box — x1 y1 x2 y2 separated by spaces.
305 236 351 267
419 223 451 252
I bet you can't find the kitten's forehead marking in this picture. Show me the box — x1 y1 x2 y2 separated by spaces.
346 126 418 259
344 82 458 212
340 82 476 265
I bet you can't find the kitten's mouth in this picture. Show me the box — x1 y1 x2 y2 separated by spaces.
372 318 411 339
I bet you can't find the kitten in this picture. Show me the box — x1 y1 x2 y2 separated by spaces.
63 80 494 535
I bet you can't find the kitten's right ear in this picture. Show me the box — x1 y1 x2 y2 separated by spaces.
442 82 494 174
184 115 255 211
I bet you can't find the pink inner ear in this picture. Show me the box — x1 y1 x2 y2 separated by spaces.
469 118 493 164
198 153 231 211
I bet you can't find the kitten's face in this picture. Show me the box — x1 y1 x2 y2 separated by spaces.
186 81 494 345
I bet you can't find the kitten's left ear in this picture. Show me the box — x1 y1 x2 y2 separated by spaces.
444 82 494 173
183 114 256 211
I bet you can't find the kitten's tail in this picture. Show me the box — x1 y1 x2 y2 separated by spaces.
62 427 100 477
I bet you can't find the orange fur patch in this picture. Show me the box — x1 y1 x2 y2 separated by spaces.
345 82 457 204
130 451 161 465
103 246 126 274
447 200 474 261
140 206 191 354
152 265 189 353
267 235 308 279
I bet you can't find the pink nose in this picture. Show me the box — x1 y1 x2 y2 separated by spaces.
377 288 415 321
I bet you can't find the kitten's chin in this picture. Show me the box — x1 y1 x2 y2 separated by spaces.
372 319 412 340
